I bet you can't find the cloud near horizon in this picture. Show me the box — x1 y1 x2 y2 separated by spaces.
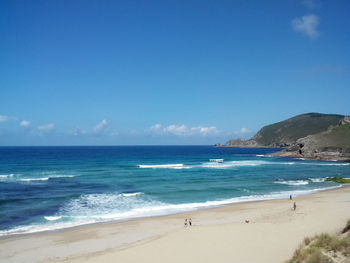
93 119 108 133
38 123 55 132
0 115 10 123
20 120 30 127
291 14 320 38
149 124 219 136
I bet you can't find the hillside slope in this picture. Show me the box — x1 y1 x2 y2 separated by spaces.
252 113 344 147
271 118 350 161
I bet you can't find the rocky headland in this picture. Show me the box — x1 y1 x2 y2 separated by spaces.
220 113 350 161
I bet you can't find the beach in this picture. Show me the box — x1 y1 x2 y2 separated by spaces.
1 186 349 263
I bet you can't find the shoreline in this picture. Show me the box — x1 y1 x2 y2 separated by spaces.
217 146 350 162
0 184 343 239
1 185 349 263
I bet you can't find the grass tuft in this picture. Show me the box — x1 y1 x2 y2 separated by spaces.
286 220 350 263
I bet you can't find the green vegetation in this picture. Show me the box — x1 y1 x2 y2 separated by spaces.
287 221 350 263
309 123 350 149
253 113 344 146
325 177 350 184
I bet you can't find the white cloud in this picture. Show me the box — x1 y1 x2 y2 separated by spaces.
301 0 318 9
38 123 55 132
291 14 320 38
69 128 87 136
239 127 250 134
110 131 119 136
149 124 219 136
20 120 30 127
190 126 219 136
0 115 10 123
164 124 188 136
94 119 108 133
150 124 162 132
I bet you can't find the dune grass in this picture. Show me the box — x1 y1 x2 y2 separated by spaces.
286 220 350 263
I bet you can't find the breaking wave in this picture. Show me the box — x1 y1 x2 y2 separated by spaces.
138 164 187 169
0 173 78 182
274 180 309 186
0 185 341 236
309 178 326 183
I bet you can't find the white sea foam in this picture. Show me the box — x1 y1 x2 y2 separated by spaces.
209 159 224 162
309 178 326 183
256 154 265 157
199 160 269 168
0 174 14 178
44 216 62 221
19 178 49 182
299 162 350 166
274 180 309 186
0 185 341 236
121 192 143 197
138 164 186 169
4 174 77 182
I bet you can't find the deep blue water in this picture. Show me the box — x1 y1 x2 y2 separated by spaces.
0 146 349 236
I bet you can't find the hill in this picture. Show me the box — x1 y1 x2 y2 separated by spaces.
252 113 344 147
222 113 350 161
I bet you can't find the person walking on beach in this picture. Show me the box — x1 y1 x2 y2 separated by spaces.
184 218 188 226
293 202 296 211
189 218 192 226
290 195 292 200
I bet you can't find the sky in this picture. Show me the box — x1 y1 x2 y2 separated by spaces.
0 0 349 145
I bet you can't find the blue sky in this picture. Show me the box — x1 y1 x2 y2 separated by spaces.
1 0 349 145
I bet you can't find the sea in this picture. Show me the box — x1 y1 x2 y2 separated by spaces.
0 146 349 236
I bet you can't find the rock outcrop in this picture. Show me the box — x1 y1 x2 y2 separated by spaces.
270 118 350 161
222 113 350 161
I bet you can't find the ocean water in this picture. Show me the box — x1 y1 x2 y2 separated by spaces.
0 146 349 236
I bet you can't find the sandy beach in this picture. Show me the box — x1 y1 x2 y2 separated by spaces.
1 186 349 263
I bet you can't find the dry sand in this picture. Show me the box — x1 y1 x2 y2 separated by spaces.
1 186 349 263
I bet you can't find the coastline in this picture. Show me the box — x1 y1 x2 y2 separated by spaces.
217 145 350 162
269 149 350 162
1 185 349 263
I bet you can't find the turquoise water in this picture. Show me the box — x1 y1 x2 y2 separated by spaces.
0 146 348 236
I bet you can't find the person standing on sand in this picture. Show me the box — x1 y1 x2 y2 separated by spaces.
189 218 192 226
293 202 296 211
184 218 188 226
290 195 292 200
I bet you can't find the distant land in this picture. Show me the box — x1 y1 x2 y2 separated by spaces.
218 113 350 161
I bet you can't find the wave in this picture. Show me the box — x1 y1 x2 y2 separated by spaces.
309 178 326 183
256 154 265 157
121 192 143 197
19 178 49 182
209 159 224 162
138 164 187 169
1 174 78 182
0 174 15 178
0 185 341 236
274 180 309 186
298 162 350 166
199 160 269 169
44 216 62 221
138 160 348 170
